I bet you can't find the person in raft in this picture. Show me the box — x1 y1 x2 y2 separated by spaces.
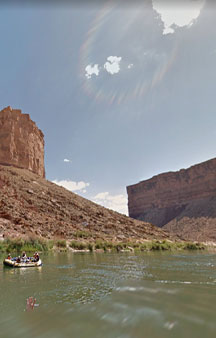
7 253 12 260
16 256 21 263
33 252 39 262
21 251 28 262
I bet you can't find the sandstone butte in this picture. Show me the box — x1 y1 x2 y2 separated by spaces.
0 106 172 242
127 158 216 242
0 106 45 178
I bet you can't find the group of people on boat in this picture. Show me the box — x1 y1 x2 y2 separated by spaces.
7 251 40 263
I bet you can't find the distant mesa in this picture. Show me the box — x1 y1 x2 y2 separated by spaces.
0 106 45 178
127 158 216 241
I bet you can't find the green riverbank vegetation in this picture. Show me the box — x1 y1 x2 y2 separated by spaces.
0 237 208 254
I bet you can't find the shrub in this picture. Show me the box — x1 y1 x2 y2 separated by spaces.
0 241 6 252
139 242 151 251
95 240 106 250
26 237 49 251
74 231 91 239
55 239 67 248
88 243 93 252
2 237 50 253
114 243 123 252
105 242 114 249
69 241 87 250
150 241 162 251
183 242 205 250
47 240 54 250
5 238 25 252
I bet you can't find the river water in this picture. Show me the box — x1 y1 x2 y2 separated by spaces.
1 251 216 338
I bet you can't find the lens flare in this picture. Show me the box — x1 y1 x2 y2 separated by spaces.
79 1 179 105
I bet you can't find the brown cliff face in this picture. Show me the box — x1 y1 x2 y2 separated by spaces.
127 158 216 241
0 106 45 177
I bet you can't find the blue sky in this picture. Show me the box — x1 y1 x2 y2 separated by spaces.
0 0 215 214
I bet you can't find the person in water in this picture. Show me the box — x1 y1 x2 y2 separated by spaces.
26 297 37 311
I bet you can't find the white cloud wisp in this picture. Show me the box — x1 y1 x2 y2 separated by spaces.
52 180 90 194
93 191 128 215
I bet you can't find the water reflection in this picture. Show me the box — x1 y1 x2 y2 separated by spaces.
0 252 216 337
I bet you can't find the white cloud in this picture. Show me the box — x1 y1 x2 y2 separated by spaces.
52 180 90 193
93 191 128 215
85 64 100 79
128 63 134 69
64 158 71 163
104 56 122 75
152 0 205 35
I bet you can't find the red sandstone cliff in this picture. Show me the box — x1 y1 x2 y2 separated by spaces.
0 106 45 178
127 158 216 241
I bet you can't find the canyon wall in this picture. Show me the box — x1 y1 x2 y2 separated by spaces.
0 106 45 177
127 158 216 231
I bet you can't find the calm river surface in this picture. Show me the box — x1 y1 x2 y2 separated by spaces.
1 251 216 338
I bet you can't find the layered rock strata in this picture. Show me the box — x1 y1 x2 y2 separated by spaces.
0 106 45 177
127 158 216 240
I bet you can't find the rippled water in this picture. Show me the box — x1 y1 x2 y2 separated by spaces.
1 251 216 338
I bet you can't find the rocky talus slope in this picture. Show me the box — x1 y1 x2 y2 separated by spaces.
0 165 172 241
127 158 216 241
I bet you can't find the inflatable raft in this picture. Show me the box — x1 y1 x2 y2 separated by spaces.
3 258 42 268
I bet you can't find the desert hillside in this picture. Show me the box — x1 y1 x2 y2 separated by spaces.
0 165 172 242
